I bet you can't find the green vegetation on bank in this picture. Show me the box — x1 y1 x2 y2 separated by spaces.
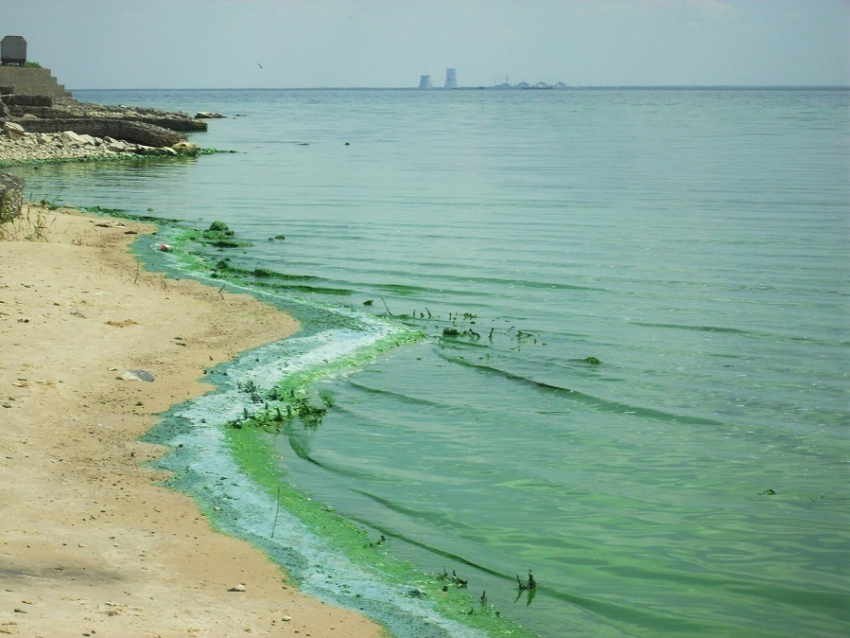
0 152 138 169
182 220 253 249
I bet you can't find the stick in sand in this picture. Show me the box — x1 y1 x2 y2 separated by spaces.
271 485 281 537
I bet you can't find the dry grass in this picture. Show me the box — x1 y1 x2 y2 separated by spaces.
0 203 54 242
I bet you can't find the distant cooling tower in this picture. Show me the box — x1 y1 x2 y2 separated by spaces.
418 74 433 89
444 68 457 89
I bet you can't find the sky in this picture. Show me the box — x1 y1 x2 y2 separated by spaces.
3 0 848 89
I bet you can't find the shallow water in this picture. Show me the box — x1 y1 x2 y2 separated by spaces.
9 87 849 637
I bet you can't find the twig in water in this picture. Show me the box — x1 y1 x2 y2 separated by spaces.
516 570 537 590
451 570 468 587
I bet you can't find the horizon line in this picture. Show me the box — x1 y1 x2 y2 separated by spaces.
69 84 850 92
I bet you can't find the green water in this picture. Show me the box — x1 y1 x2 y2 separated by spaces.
8 87 849 637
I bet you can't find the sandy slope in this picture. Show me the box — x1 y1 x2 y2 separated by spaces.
0 205 386 638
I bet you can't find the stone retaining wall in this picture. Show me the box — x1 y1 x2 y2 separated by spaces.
0 67 70 98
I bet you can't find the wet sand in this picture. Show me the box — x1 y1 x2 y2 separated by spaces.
0 204 387 637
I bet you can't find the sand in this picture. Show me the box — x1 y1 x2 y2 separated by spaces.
0 204 386 638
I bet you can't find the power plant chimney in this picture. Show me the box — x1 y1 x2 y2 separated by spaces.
444 68 457 89
418 74 433 89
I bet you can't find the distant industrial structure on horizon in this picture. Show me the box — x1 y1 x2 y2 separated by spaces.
418 68 456 89
444 68 457 89
418 68 567 90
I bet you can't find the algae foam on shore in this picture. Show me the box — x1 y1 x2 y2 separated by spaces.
133 222 538 638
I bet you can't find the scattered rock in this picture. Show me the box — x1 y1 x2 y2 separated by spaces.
105 319 139 328
3 121 26 139
103 136 128 152
0 100 224 165
1 126 195 164
1 129 132 163
172 140 198 156
118 370 155 382
135 144 178 156
59 130 93 146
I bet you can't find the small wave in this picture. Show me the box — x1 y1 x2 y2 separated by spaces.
630 320 839 347
440 352 725 427
632 321 755 335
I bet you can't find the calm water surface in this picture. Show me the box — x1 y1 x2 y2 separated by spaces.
9 88 849 637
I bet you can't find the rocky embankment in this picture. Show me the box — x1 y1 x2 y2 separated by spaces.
0 120 198 163
0 92 224 221
3 97 212 132
0 92 224 165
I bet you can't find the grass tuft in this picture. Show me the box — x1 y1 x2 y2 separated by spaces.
0 204 54 241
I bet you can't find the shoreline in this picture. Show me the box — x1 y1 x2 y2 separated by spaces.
1 92 210 168
0 204 386 637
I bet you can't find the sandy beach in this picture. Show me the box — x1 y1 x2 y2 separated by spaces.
0 204 386 637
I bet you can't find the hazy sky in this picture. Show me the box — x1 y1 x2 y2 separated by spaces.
4 0 848 89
